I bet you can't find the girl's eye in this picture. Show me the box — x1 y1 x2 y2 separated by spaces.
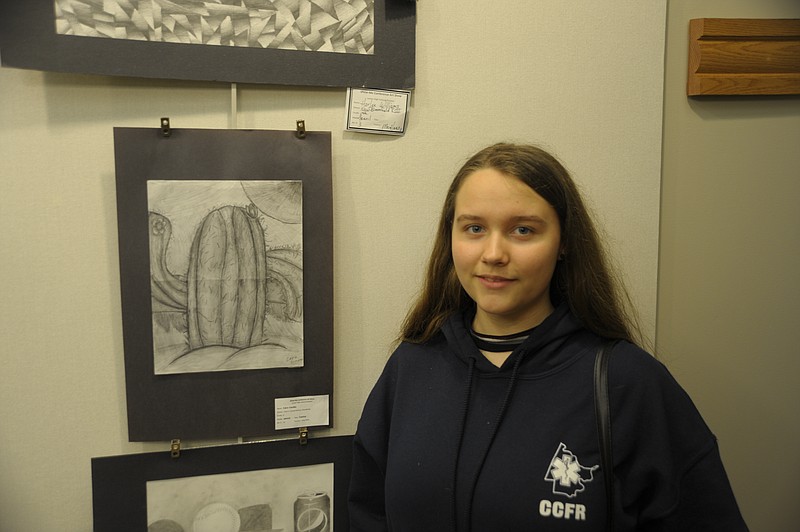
514 226 533 236
466 225 483 234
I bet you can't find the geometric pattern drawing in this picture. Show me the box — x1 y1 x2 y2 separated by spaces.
544 442 599 498
54 0 375 54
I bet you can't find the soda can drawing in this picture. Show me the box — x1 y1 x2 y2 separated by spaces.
294 491 330 532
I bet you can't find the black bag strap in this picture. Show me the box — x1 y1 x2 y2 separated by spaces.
594 340 617 532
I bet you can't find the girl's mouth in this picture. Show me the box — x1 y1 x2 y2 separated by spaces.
477 275 513 288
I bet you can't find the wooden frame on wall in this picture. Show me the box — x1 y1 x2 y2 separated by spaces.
688 18 800 96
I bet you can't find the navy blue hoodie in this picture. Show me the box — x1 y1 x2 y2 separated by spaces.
349 304 747 531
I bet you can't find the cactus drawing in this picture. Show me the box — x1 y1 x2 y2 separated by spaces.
147 180 304 374
187 205 267 350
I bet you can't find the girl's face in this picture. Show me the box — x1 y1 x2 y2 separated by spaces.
451 168 562 335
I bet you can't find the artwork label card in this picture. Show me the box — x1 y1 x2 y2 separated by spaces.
275 395 330 430
345 87 411 135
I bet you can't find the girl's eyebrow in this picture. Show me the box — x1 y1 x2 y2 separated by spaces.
510 215 548 225
455 214 547 224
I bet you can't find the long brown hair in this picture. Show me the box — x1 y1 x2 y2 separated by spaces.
399 143 643 347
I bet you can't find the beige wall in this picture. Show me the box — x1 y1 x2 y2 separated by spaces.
0 2 666 529
659 1 800 531
4 0 798 529
5 0 799 529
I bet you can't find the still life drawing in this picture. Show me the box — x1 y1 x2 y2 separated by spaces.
54 0 375 55
146 462 333 532
148 179 303 374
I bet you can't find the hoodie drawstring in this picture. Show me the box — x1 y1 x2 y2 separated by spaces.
451 356 475 532
453 352 525 532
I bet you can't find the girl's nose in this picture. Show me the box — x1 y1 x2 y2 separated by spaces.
481 233 508 265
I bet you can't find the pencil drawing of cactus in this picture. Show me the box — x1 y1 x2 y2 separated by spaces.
187 204 267 350
146 180 304 374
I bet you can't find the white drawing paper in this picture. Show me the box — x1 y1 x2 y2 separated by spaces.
54 0 375 55
147 462 334 531
147 179 303 374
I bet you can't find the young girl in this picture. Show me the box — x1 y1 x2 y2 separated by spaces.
348 143 747 531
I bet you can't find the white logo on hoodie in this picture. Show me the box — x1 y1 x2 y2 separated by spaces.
544 442 599 498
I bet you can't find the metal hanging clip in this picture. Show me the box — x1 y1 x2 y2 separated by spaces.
170 438 181 458
299 427 309 445
295 119 306 139
161 117 171 138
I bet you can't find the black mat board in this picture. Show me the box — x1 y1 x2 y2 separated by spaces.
0 1 415 88
114 127 333 441
91 435 353 531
